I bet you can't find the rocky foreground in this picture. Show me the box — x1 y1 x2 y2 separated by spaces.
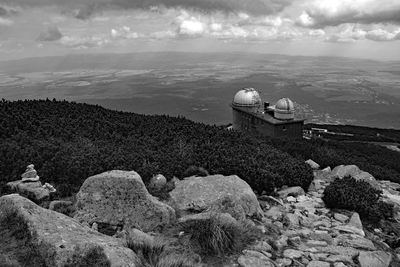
1 162 400 266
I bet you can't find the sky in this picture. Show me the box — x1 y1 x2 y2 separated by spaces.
0 0 399 61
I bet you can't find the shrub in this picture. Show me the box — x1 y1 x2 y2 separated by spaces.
125 235 198 267
180 214 256 256
64 245 111 267
323 177 393 222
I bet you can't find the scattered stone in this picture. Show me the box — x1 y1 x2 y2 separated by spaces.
306 240 328 247
170 174 262 219
287 196 297 202
285 213 300 227
238 250 274 267
334 213 349 223
335 212 365 236
0 194 138 266
305 159 320 170
353 171 380 190
43 182 56 193
334 235 375 250
307 260 330 267
333 263 346 267
278 186 305 198
74 170 175 232
358 251 392 267
265 206 284 221
283 249 303 258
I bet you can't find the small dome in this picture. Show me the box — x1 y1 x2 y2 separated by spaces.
232 88 262 107
274 98 295 120
275 98 294 113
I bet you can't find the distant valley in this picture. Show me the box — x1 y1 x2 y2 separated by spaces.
1 52 399 128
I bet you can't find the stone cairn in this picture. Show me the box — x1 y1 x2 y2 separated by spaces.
6 164 56 202
21 164 40 182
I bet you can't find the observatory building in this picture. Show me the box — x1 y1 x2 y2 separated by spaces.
231 88 304 139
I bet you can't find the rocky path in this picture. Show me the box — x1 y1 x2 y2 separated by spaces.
238 169 396 267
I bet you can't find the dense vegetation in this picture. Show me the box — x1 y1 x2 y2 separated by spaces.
263 137 400 183
0 99 312 196
323 177 393 223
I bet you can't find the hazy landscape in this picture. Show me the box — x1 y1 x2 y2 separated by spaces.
1 52 400 129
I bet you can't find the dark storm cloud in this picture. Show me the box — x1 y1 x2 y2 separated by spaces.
296 1 400 28
37 25 63 41
1 0 292 16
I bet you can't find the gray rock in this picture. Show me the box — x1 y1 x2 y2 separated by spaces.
21 164 40 181
335 212 365 236
334 213 349 223
283 249 303 258
305 159 320 170
278 186 306 198
74 170 175 232
307 261 330 267
358 251 392 267
331 165 361 179
169 175 262 220
285 213 300 227
334 235 375 250
148 174 167 191
0 194 138 267
238 250 274 267
333 263 347 267
353 171 380 190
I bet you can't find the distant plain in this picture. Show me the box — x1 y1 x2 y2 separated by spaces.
1 52 399 128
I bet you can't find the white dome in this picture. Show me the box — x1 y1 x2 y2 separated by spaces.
232 88 262 107
274 98 295 120
275 98 294 113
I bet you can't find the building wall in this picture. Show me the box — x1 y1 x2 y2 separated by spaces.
232 108 303 139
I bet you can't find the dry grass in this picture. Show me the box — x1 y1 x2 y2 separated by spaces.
125 233 199 267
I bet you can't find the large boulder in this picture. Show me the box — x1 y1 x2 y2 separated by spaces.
331 165 361 179
74 170 175 233
169 175 262 220
0 194 138 267
305 159 320 170
352 171 380 190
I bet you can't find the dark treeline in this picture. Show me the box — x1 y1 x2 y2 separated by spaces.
0 99 312 197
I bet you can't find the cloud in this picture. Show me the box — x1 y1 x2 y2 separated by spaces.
110 26 140 39
60 35 109 48
325 24 366 43
37 25 63 41
365 28 400 41
297 0 400 28
177 17 206 37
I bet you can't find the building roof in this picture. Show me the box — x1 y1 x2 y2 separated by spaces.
231 105 305 125
232 88 262 107
275 98 295 113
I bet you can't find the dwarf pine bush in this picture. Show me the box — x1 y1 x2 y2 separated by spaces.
323 176 393 222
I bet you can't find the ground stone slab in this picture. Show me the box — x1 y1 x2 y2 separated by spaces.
307 260 330 267
74 170 175 232
358 251 392 267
